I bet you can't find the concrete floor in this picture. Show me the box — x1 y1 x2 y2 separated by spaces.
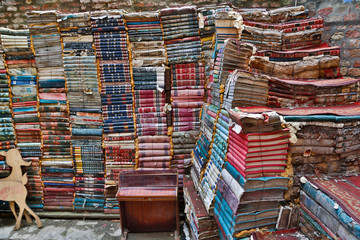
0 217 177 240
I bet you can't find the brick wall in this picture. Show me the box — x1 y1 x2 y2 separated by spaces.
285 0 360 77
1 0 359 77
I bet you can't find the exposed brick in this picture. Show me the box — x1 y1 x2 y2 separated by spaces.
336 25 347 30
349 39 360 48
331 32 344 40
344 13 357 21
0 19 9 24
340 67 348 76
6 6 17 11
20 5 41 11
36 0 58 3
318 7 332 16
348 68 360 77
346 30 360 39
2 0 20 5
340 60 351 67
354 61 360 68
343 49 360 58
328 15 342 22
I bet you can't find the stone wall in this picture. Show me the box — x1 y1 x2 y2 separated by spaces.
0 0 359 77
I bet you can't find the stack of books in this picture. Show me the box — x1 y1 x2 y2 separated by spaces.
197 5 231 83
223 70 269 110
184 175 219 240
191 104 218 188
91 10 134 214
250 54 341 79
268 77 359 108
125 12 165 66
0 32 13 179
125 12 171 170
161 6 205 192
59 12 105 212
211 39 255 108
1 27 43 210
300 176 360 239
214 111 290 239
242 15 322 51
27 11 74 211
161 6 202 65
198 109 230 214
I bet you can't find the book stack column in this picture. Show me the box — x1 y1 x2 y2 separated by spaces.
27 11 74 211
241 6 315 51
59 13 105 212
0 32 15 178
197 5 231 87
214 111 290 239
1 28 43 210
190 103 214 190
124 12 171 170
161 6 205 194
91 11 134 214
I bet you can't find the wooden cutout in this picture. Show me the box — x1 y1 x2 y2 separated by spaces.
0 149 42 230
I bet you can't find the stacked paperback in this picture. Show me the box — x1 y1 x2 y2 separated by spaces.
214 111 290 239
268 77 359 108
210 39 255 108
91 11 135 214
27 11 74 211
250 54 340 79
1 27 43 210
223 70 269 110
59 12 105 212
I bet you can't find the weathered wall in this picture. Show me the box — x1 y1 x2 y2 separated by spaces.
285 0 360 77
0 0 359 77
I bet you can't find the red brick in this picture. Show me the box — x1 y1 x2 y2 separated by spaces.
343 49 360 58
318 7 332 16
0 19 9 24
349 39 360 48
348 68 360 77
20 5 41 11
354 61 360 68
344 13 357 21
346 30 360 39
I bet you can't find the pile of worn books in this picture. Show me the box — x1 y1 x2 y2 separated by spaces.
125 11 171 170
191 103 215 187
242 6 321 51
0 32 13 180
214 110 290 239
161 6 205 192
300 176 360 239
91 10 134 214
223 70 269 110
59 12 105 212
211 40 255 108
1 27 43 210
198 108 230 215
27 10 74 211
184 175 219 240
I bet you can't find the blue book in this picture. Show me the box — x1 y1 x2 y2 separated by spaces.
301 180 360 238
